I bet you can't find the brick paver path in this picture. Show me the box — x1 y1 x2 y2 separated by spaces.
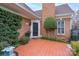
15 39 73 56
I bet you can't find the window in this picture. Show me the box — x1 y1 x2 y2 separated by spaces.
57 19 65 34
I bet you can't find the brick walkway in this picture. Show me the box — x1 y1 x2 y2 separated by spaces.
15 39 73 56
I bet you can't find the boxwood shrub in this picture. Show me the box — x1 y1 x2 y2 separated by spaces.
44 17 57 30
19 36 30 45
19 31 30 45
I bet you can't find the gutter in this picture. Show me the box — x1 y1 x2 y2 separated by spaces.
56 13 74 17
0 6 29 19
15 3 41 19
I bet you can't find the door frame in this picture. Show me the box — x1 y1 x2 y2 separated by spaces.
30 20 41 38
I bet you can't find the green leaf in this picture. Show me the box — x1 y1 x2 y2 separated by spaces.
0 8 22 49
44 17 57 30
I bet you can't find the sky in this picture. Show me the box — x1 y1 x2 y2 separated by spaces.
26 3 79 11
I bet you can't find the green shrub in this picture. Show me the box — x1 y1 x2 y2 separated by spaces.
25 31 30 37
71 41 79 49
0 41 10 51
71 41 79 56
19 36 29 45
41 36 48 39
47 37 56 41
44 17 57 30
75 46 79 53
18 31 30 45
56 39 66 43
9 38 20 47
48 38 66 43
0 7 22 48
41 36 66 43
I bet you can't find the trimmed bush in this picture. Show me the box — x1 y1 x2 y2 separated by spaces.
19 36 29 45
44 17 57 30
18 31 30 45
44 17 57 38
25 31 30 37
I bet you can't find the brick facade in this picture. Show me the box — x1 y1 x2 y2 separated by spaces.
41 3 71 40
18 3 71 40
41 3 55 37
18 18 30 39
56 17 71 41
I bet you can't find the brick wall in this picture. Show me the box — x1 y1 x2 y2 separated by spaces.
18 18 30 39
56 17 71 41
41 3 55 37
41 3 71 40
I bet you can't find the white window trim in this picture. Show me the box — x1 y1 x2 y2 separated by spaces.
56 13 73 17
70 14 74 30
57 18 65 35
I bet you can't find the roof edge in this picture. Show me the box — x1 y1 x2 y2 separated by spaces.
15 3 41 19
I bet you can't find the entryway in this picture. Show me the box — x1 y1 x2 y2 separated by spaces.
30 20 41 38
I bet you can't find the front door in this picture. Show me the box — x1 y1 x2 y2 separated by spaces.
33 22 38 36
30 20 40 38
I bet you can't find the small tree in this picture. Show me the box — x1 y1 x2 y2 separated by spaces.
44 17 57 37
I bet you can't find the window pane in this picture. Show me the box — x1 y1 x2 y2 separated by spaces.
60 21 64 28
57 19 65 34
58 28 61 33
57 21 60 28
61 28 64 33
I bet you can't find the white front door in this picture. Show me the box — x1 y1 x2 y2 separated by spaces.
30 20 41 38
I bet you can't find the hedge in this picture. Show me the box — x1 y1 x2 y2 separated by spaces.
0 7 22 49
